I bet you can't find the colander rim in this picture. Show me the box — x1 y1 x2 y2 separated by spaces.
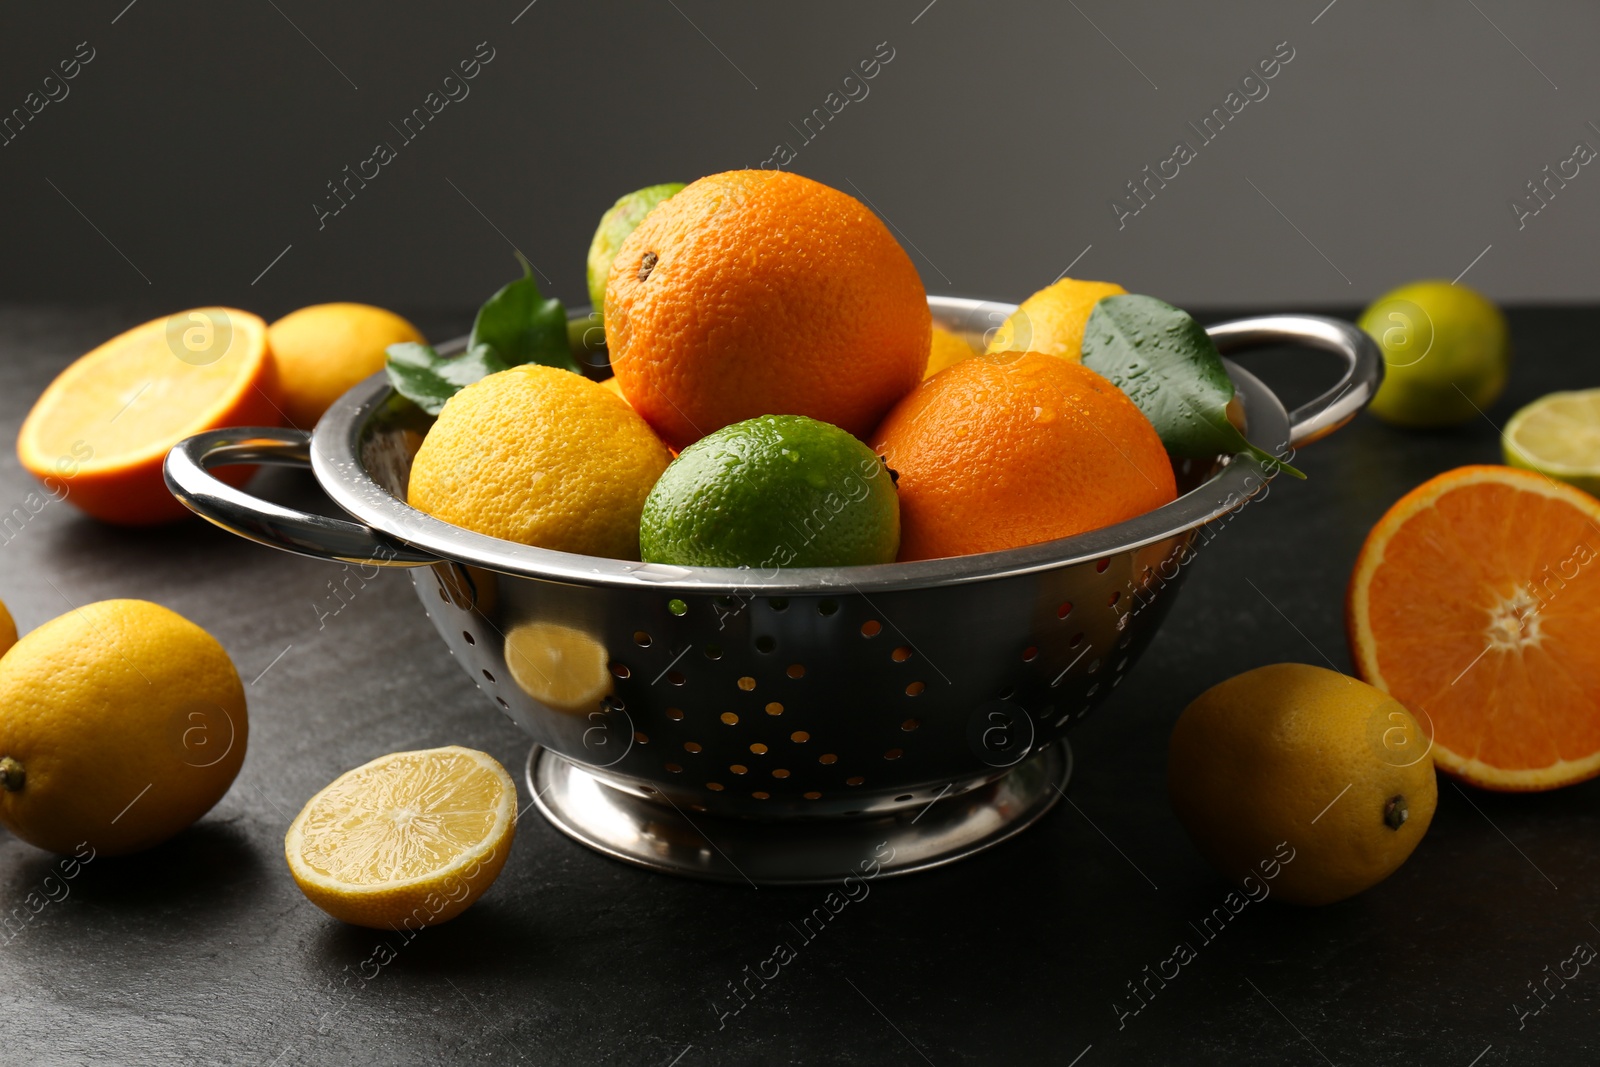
306 295 1289 595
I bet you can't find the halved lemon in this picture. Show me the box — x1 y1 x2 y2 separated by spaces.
503 621 613 713
285 746 517 929
1503 388 1600 496
17 308 281 524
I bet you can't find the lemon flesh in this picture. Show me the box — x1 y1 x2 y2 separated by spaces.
285 746 516 929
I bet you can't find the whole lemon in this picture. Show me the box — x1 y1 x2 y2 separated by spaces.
0 600 248 855
0 598 15 658
986 277 1127 360
407 365 673 559
269 303 425 429
1168 663 1436 906
1358 280 1509 427
924 325 975 379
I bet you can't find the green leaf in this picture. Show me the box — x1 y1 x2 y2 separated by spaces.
1081 294 1304 479
469 253 578 374
384 254 582 415
385 341 509 416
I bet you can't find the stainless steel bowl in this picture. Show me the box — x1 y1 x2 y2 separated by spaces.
164 297 1380 884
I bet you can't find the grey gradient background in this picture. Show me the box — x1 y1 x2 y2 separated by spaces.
0 0 1595 320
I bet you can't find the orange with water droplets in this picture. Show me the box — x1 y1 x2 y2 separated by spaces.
872 351 1175 561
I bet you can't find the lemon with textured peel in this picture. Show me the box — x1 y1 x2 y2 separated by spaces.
285 746 516 929
986 277 1127 360
0 599 247 855
1503 389 1600 496
0 599 14 658
503 622 613 713
269 303 425 429
1169 663 1436 906
407 364 673 559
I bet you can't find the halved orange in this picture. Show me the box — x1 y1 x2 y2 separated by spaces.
1348 465 1600 790
17 308 281 525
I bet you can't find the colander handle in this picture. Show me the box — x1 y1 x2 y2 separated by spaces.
164 427 439 567
1205 314 1383 448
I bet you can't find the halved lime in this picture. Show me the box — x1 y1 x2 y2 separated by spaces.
1503 389 1600 496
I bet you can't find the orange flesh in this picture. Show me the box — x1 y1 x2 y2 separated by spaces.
20 311 270 472
1349 465 1600 789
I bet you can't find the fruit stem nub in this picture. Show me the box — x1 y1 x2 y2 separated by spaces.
0 757 24 792
1383 794 1408 830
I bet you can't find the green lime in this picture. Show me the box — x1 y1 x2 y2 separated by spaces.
586 183 685 321
1503 389 1600 496
1358 280 1510 427
640 415 900 569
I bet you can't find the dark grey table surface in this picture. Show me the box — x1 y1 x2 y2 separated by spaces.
1 302 1596 1066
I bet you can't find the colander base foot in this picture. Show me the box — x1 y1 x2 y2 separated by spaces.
525 741 1072 885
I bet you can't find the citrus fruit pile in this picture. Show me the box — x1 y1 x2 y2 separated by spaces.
401 169 1299 568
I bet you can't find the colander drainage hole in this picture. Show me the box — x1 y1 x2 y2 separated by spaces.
690 803 707 812
667 707 685 721
495 696 509 710
684 741 702 753
752 791 770 800
891 646 912 662
787 664 806 679
462 630 476 645
665 762 683 773
804 791 822 800
1022 646 1038 662
634 732 649 744
668 599 687 616
481 669 495 684
705 644 722 660
1095 558 1110 573
905 682 925 697
633 631 652 647
1058 602 1073 619
666 670 686 686
818 599 838 616
819 753 838 765
860 620 882 637
730 764 748 775
610 662 630 679
884 749 903 760
721 712 740 725
769 598 789 612
737 676 757 691
765 702 784 716
1068 633 1084 648
894 794 914 802
901 718 919 731
706 782 725 791
1108 590 1121 607
846 776 865 786
749 743 768 755
791 730 810 742
755 636 776 654
997 685 1015 700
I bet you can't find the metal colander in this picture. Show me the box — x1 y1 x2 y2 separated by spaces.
166 297 1379 884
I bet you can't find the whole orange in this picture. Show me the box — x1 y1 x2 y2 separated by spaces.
604 170 930 450
873 352 1176 561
